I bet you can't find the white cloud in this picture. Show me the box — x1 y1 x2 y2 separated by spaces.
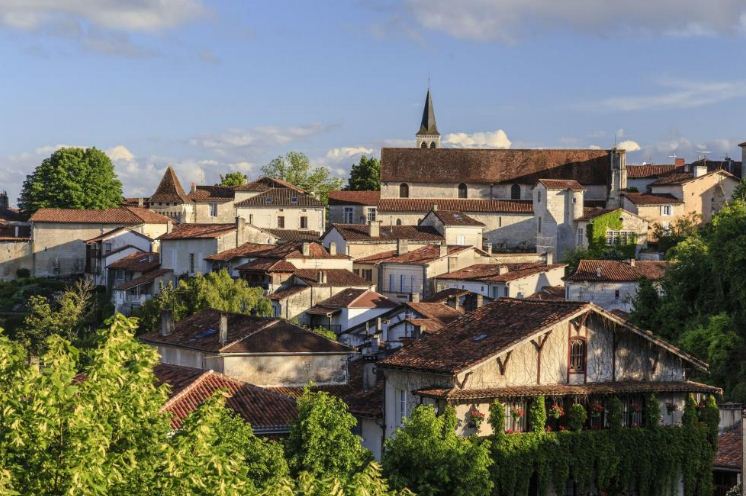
617 140 641 152
106 144 135 162
324 146 374 161
444 129 511 149
596 79 746 112
190 124 330 156
0 0 204 32
406 0 746 42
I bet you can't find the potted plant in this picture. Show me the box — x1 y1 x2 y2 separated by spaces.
511 406 524 423
590 401 605 418
467 405 485 429
549 402 564 420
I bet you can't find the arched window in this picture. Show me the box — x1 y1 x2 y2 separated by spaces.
569 338 586 373
511 184 521 200
420 142 427 149
458 183 468 199
399 183 409 198
429 141 436 149
396 218 402 226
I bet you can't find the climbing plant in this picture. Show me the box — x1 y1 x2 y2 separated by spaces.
528 396 547 433
586 210 637 257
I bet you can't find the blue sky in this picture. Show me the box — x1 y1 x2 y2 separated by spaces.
2 1 746 204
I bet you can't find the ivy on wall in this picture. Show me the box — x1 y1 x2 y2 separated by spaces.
586 210 637 257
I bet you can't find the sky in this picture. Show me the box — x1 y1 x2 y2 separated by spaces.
3 0 746 205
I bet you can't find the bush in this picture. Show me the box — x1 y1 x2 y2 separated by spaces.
528 396 547 433
567 404 587 432
488 400 506 436
15 268 30 279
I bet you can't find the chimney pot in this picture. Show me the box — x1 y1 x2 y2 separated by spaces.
376 317 382 333
397 238 409 255
328 242 337 255
160 309 174 337
369 220 380 238
190 182 197 194
484 242 493 254
219 313 228 346
439 240 448 258
545 251 554 265
629 258 636 267
302 242 310 256
596 267 602 278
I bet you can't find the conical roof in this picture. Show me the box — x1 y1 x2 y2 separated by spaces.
417 89 439 136
149 166 190 204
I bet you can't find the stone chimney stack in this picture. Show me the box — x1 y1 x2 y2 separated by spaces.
302 242 310 256
190 182 197 194
219 313 228 346
328 242 337 255
475 294 484 308
694 163 708 178
317 270 327 284
432 204 438 212
369 220 380 238
235 216 246 246
397 238 409 255
439 240 448 258
160 310 174 337
629 258 636 267
545 251 554 265
411 292 420 303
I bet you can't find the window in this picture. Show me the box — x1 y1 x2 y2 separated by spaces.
103 242 112 254
209 202 218 217
277 216 285 228
504 400 527 433
457 234 466 245
399 183 409 198
606 230 635 246
189 253 195 274
511 184 521 200
396 218 402 226
361 269 373 281
614 289 620 300
458 183 468 198
503 286 509 297
429 141 436 149
367 207 377 222
343 207 354 223
420 142 427 149
661 205 672 216
397 389 408 426
576 228 585 246
569 338 586 373
300 216 308 229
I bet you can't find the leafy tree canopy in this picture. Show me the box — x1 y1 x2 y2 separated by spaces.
18 147 123 213
261 152 343 204
219 171 248 187
136 269 272 333
347 155 380 191
382 405 493 496
651 213 701 253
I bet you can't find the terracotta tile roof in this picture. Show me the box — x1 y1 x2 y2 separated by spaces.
650 169 738 187
538 179 584 191
422 288 475 303
527 285 566 301
114 268 172 290
405 302 463 328
306 289 397 315
141 308 353 354
86 226 154 244
154 363 204 396
158 223 235 240
714 421 743 469
235 188 323 208
329 224 443 242
328 190 381 206
622 192 682 205
378 198 533 214
156 364 297 432
258 241 338 259
627 164 682 179
430 210 484 226
436 263 565 283
108 251 160 272
380 299 591 373
691 158 742 177
381 148 614 185
293 269 371 287
189 185 236 201
149 166 191 204
236 258 297 273
234 177 306 193
267 285 310 300
361 244 472 265
204 242 276 262
262 229 321 243
31 207 171 224
565 259 668 282
414 380 722 402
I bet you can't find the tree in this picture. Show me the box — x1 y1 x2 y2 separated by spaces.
382 405 493 496
261 152 343 204
629 278 662 332
16 279 94 356
286 389 370 481
136 269 272 333
18 147 123 214
651 212 701 253
347 155 380 191
219 171 248 187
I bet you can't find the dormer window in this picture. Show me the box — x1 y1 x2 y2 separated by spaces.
399 183 409 198
458 183 468 199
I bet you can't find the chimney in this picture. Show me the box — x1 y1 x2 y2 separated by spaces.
369 220 380 238
376 317 382 334
397 238 409 255
362 362 377 391
484 242 493 254
235 216 246 246
160 310 174 337
498 265 509 275
439 241 448 258
675 157 686 167
411 292 420 303
545 251 554 265
432 204 438 212
138 197 145 207
317 270 326 284
219 313 228 346
596 267 602 278
694 163 707 178
629 258 636 267
475 294 484 308
302 242 310 256
190 182 197 194
328 242 337 256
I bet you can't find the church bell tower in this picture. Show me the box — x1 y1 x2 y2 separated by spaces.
416 88 440 149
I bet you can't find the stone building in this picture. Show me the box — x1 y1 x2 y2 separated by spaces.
621 192 685 234
110 252 172 315
235 187 325 232
84 227 155 287
648 168 738 224
301 288 398 335
564 259 668 313
432 262 566 300
574 207 649 253
328 191 380 225
159 221 248 278
321 222 443 262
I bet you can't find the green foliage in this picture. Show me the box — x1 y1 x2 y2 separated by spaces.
310 326 337 341
136 270 272 333
18 147 123 213
679 313 742 392
286 389 370 481
567 403 587 432
16 279 95 356
219 171 248 186
347 155 381 191
261 152 343 205
629 278 662 331
607 397 624 430
700 395 720 448
382 405 493 496
644 394 661 428
489 425 714 496
562 245 633 274
528 396 546 433
732 178 746 201
682 394 699 428
489 400 506 437
652 213 701 253
585 210 636 254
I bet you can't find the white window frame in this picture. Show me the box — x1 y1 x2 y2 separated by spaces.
397 389 408 426
661 205 672 216
343 207 354 223
209 202 218 217
367 207 377 223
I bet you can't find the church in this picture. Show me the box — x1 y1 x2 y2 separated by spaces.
362 90 630 259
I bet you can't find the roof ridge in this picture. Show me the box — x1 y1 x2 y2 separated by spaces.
161 369 214 410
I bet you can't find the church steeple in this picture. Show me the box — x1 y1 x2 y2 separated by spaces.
416 88 440 149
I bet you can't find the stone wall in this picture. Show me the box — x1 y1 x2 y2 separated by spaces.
236 206 325 232
0 240 32 280
220 353 349 387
